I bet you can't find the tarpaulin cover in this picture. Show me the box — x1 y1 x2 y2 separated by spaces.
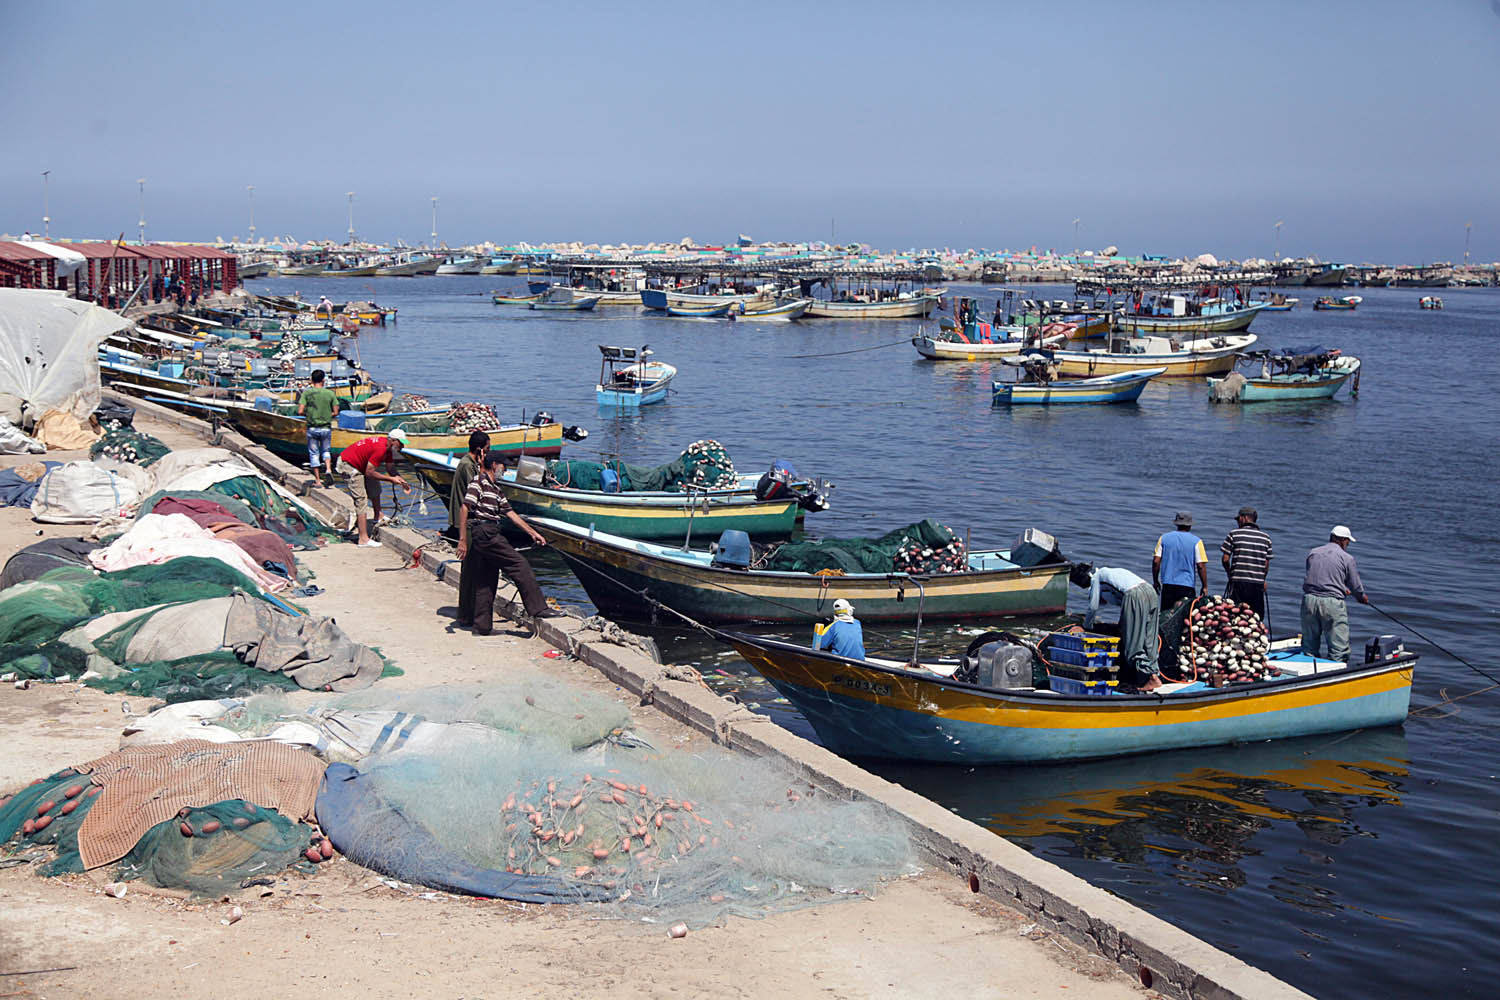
15 240 87 278
88 513 288 591
0 461 59 509
0 535 96 590
0 289 131 419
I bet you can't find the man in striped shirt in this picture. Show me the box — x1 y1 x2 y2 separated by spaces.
1220 506 1272 620
456 451 559 635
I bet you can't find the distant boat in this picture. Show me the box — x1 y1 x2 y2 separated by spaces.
804 292 942 320
1313 295 1361 311
992 366 1166 406
640 287 775 312
1253 293 1298 311
320 262 379 278
492 290 543 305
374 253 440 277
1208 350 1361 403
529 287 600 311
437 257 484 275
1116 293 1268 334
596 345 676 407
664 302 734 318
1419 296 1444 310
913 327 1066 360
735 298 812 320
1031 333 1256 378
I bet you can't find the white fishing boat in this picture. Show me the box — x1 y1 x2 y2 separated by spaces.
436 256 484 275
805 292 943 320
1043 333 1257 377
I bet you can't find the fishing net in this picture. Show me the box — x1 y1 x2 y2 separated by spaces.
197 476 338 549
0 769 316 897
89 427 171 467
760 519 965 575
546 440 738 493
448 402 501 434
358 728 913 927
371 411 449 435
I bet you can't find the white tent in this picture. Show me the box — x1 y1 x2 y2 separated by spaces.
0 289 132 419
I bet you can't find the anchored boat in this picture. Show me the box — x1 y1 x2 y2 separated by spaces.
530 287 600 311
1032 333 1256 378
993 365 1166 406
1313 295 1361 311
722 632 1418 763
595 345 676 407
1208 348 1361 402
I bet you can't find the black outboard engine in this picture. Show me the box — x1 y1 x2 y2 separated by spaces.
530 410 555 426
796 477 834 513
755 461 796 501
563 425 589 442
1364 635 1404 663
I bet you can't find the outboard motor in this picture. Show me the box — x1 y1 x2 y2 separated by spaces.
530 410 555 426
709 530 752 570
796 477 834 513
755 461 797 501
563 425 589 442
1364 635 1405 663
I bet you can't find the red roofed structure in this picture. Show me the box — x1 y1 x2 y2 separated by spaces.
0 240 237 307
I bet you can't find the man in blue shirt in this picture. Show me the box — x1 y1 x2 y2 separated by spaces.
1070 563 1162 691
814 598 866 660
1154 511 1208 613
1301 525 1369 662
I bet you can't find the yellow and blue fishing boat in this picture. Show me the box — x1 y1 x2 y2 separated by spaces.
724 633 1418 763
992 366 1166 405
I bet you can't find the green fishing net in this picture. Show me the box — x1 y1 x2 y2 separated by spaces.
762 519 958 574
546 439 739 493
0 770 315 897
89 427 171 467
199 475 340 548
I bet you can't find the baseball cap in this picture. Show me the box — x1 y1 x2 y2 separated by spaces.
1174 511 1193 526
832 598 855 615
1331 525 1356 542
1237 507 1257 520
386 428 409 445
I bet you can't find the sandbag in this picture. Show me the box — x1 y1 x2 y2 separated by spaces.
31 461 143 524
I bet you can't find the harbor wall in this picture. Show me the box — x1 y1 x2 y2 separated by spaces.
117 390 1310 1000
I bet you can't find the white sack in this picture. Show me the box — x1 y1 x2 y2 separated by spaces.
31 461 142 523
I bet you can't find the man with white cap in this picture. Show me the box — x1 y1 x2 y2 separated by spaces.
335 428 412 547
1300 525 1368 662
813 598 866 660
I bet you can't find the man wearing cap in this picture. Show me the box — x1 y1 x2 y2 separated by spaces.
336 428 412 548
1221 507 1273 620
1301 526 1369 662
1070 564 1161 691
456 451 559 635
1153 512 1208 613
813 598 866 660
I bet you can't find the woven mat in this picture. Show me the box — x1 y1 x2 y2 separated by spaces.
73 740 325 870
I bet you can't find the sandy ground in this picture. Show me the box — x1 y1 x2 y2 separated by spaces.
0 415 1150 1000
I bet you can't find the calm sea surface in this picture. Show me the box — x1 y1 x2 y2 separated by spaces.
260 276 1499 998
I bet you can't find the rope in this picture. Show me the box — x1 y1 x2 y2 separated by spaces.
1367 599 1500 688
787 338 911 359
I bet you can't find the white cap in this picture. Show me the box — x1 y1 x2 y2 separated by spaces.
387 427 409 444
832 598 855 615
1331 525 1356 542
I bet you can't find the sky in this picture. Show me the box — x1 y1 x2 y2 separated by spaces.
2 0 1497 262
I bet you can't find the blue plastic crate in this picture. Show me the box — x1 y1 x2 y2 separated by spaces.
1049 631 1118 653
1048 645 1117 669
1049 675 1117 697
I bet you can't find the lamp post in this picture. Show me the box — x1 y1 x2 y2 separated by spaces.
346 191 356 245
431 196 438 247
1072 217 1080 253
1465 222 1472 265
1273 220 1283 261
42 170 51 239
247 185 256 243
137 178 147 245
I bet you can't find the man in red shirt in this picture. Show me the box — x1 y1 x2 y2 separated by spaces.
336 428 412 547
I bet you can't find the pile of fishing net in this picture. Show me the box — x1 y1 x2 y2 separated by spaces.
761 519 965 575
355 727 912 925
392 394 430 413
449 402 502 434
546 440 739 493
1180 595 1278 683
89 426 170 467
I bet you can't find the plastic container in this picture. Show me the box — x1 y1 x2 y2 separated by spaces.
159 362 185 379
1047 645 1117 669
515 456 546 485
1048 661 1118 682
249 359 271 376
1049 675 1117 697
336 411 367 431
1048 631 1118 653
599 469 621 493
1011 527 1058 567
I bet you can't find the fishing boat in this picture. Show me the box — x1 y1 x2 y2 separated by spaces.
804 292 942 320
664 302 734 318
528 280 645 307
595 345 676 406
721 632 1418 763
1313 295 1361 311
992 366 1166 406
1207 349 1361 403
320 261 380 278
1252 293 1298 311
640 287 776 312
912 327 1066 360
1116 292 1268 334
492 290 543 305
529 287 600 311
406 449 826 540
374 253 440 277
1035 333 1256 378
436 257 484 275
734 298 812 320
531 518 1070 625
1419 296 1444 310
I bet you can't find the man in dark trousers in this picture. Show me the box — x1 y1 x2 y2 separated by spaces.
1221 506 1273 620
1153 511 1208 612
448 431 490 629
455 451 562 635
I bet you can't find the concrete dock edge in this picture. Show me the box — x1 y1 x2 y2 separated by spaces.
113 391 1310 1000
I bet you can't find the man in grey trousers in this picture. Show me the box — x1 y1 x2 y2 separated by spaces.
1300 525 1369 662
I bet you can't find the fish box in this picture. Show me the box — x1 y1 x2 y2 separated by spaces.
1048 631 1118 654
336 411 367 431
1047 645 1117 670
1049 675 1117 697
159 362 185 379
1011 527 1059 567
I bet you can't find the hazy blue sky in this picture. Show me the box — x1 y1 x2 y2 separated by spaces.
2 0 1495 261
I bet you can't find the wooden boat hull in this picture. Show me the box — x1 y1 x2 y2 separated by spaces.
534 518 1069 624
320 266 379 277
804 295 941 320
530 296 600 311
1115 303 1267 334
992 367 1165 406
1208 358 1361 402
640 289 774 311
1047 335 1256 378
912 332 1066 360
664 303 731 318
408 455 803 540
738 299 811 320
492 293 542 304
725 634 1416 763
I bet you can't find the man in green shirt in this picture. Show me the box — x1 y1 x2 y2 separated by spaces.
297 369 340 486
449 431 490 629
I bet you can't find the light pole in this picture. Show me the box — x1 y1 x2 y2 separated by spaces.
1273 220 1283 261
431 196 438 247
1072 218 1080 253
346 192 356 245
1465 222 1472 265
247 185 256 243
42 170 51 238
137 178 147 245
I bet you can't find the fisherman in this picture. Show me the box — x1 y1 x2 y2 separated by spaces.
317 295 335 319
1221 506 1273 620
455 451 560 635
1300 525 1368 662
1153 511 1208 612
1070 563 1161 691
296 368 339 487
336 428 412 548
447 431 491 630
813 598 866 660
